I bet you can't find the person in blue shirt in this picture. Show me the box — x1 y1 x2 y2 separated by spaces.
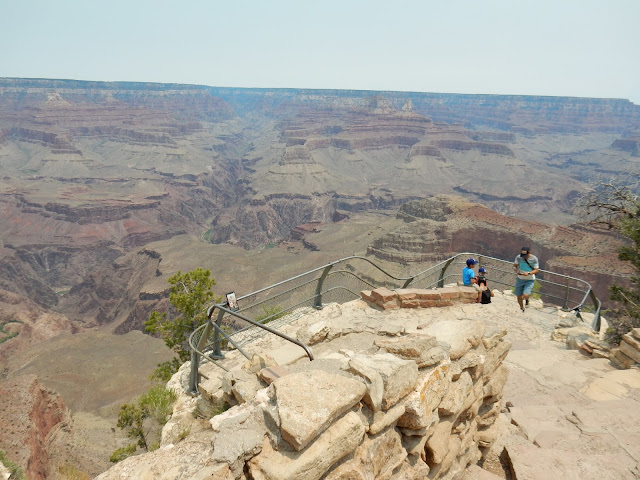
462 258 479 286
513 247 540 312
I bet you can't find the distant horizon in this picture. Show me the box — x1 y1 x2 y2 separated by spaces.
2 76 638 105
2 1 639 104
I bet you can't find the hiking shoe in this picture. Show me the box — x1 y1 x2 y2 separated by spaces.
521 307 525 312
525 298 530 307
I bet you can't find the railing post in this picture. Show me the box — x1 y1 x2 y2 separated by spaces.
563 277 571 310
589 290 601 332
212 309 225 356
402 277 414 288
313 264 333 309
188 306 217 395
438 257 457 287
188 349 199 395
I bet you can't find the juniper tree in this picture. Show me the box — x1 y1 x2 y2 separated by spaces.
145 268 216 380
580 174 640 341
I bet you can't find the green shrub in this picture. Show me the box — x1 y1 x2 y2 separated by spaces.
145 268 217 379
109 444 137 464
111 385 178 462
0 449 25 480
255 305 286 324
58 463 91 480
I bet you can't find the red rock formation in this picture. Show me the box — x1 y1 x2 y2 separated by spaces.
0 375 71 480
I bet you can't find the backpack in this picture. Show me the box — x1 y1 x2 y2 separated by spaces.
481 288 492 304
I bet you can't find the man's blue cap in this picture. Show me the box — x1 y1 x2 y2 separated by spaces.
466 258 478 266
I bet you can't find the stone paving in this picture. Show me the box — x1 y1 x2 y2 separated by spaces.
462 291 640 480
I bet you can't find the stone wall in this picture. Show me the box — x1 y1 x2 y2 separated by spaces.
360 286 480 310
97 298 511 480
610 328 640 369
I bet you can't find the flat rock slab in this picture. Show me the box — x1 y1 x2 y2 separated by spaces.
506 443 638 480
420 319 485 359
509 405 580 441
249 412 365 480
274 370 366 451
349 352 418 411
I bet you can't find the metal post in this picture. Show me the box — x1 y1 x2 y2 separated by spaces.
188 349 199 394
313 264 333 309
563 277 571 310
212 309 225 356
589 290 602 332
438 257 456 287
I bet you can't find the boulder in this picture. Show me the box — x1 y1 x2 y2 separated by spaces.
421 320 485 360
620 333 640 363
274 370 366 451
398 362 451 429
348 353 418 411
374 334 443 368
249 412 365 480
438 371 473 416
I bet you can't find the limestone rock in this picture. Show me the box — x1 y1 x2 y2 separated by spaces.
274 370 366 451
565 325 597 350
461 464 504 479
374 334 442 367
482 326 507 350
483 364 509 402
198 373 225 406
610 347 636 369
210 397 276 477
222 368 263 404
297 321 330 345
368 404 405 435
620 333 640 363
398 362 451 429
483 339 511 377
420 320 485 360
425 418 453 466
551 327 571 342
438 371 473 416
451 348 486 381
327 427 407 480
349 353 418 411
388 460 431 479
243 354 278 373
249 412 365 480
258 365 290 385
505 443 638 480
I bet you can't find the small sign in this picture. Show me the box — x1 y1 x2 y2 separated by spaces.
226 291 239 311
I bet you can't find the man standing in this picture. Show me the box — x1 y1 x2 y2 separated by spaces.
513 247 540 312
462 258 479 286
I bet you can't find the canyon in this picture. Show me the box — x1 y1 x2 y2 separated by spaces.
0 78 639 477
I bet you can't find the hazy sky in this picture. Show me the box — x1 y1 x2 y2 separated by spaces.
2 0 639 103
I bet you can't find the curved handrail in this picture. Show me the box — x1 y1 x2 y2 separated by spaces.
187 252 601 394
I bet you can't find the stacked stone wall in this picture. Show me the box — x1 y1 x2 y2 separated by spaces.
98 297 511 480
610 328 640 369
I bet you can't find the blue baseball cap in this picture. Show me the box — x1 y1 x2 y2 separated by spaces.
478 267 486 273
466 258 478 266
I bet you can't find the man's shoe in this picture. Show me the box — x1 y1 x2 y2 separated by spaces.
525 298 530 307
521 307 525 312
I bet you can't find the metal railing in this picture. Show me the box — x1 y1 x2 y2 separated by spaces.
187 253 600 393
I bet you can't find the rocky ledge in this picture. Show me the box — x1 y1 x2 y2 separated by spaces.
97 295 512 480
